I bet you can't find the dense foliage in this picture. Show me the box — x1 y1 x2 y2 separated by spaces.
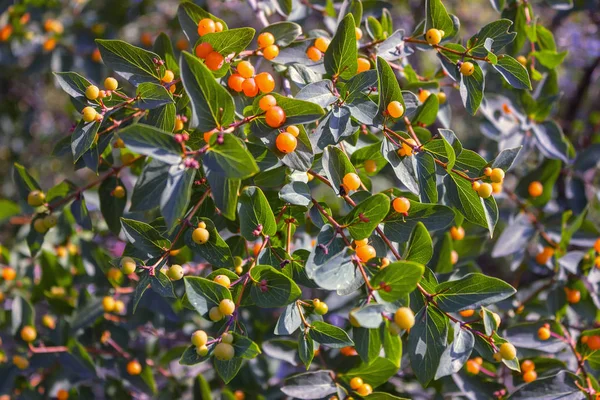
1 0 600 399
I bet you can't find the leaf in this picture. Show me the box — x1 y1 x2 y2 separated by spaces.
354 327 382 364
146 103 176 132
177 2 228 45
71 197 92 230
532 121 572 164
53 72 93 107
435 322 474 379
130 160 170 212
309 321 353 348
342 357 399 388
203 133 259 179
504 321 568 353
281 371 337 400
459 62 485 115
434 273 516 312
238 186 277 240
118 123 182 164
444 172 489 230
12 163 41 211
425 0 454 34
507 371 586 400
180 52 235 130
298 333 315 369
324 13 358 80
205 172 239 220
413 93 439 126
136 82 174 110
214 357 243 384
321 145 357 193
250 93 325 136
350 304 386 329
531 50 568 69
96 39 164 86
491 146 522 171
493 55 532 90
184 276 232 316
377 57 404 123
99 176 127 235
161 166 195 230
468 19 517 57
408 307 448 385
371 261 424 302
260 22 302 46
403 222 433 264
491 213 535 258
249 265 301 307
151 272 175 298
185 217 233 268
275 302 302 335
71 119 100 162
120 218 171 257
0 200 20 224
296 80 337 108
384 200 455 243
279 182 311 207
197 28 255 56
342 193 391 240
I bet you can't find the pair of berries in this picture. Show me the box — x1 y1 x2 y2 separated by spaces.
393 197 410 215
306 37 330 61
354 238 376 263
102 296 125 314
33 214 58 233
228 61 275 96
197 18 224 36
537 324 551 340
209 299 236 322
465 357 483 374
274 125 300 154
564 287 581 304
257 32 279 60
256 94 288 131
349 377 372 396
195 42 226 71
192 221 210 244
426 29 474 76
483 167 505 184
521 360 538 383
312 299 329 315
472 181 493 199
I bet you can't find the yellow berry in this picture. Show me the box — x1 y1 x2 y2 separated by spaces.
490 168 505 183
162 70 175 83
437 91 447 104
191 330 208 347
104 77 118 91
209 306 223 321
121 257 136 275
349 377 363 390
20 325 37 342
166 264 184 281
315 301 328 315
450 250 459 265
43 214 58 228
214 275 231 288
387 101 404 118
499 342 517 360
517 55 527 66
286 125 300 137
356 244 376 262
192 227 210 244
219 299 235 316
355 27 363 40
196 345 209 356
343 173 361 191
476 182 493 198
418 90 431 103
460 62 475 76
102 296 116 313
85 85 100 100
425 28 443 45
82 106 97 123
113 185 125 198
394 307 415 330
306 46 322 62
364 159 377 173
34 218 48 233
356 383 372 397
314 37 330 52
237 61 255 79
538 326 551 341
42 314 56 329
214 342 235 360
222 331 234 344
13 355 29 369
27 190 46 207
393 197 410 214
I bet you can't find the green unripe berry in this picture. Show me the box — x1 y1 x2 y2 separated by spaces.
221 332 234 344
27 190 46 207
233 256 243 269
121 257 136 275
166 264 184 281
33 218 48 233
214 342 235 360
43 214 58 229
315 301 328 315
209 306 223 321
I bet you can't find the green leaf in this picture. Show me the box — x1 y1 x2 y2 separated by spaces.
468 19 517 57
425 0 454 34
238 186 277 240
384 200 454 242
250 93 325 136
120 218 171 257
153 33 179 74
146 103 176 132
214 357 243 384
324 13 358 80
193 374 212 400
377 57 404 123
71 119 100 162
249 265 301 307
298 333 315 369
444 172 488 229
414 152 438 203
185 217 233 268
434 273 516 312
205 172 239 220
53 72 93 108
341 357 399 388
151 272 176 298
177 2 228 46
403 222 433 264
0 200 20 224
508 371 586 400
435 322 474 379
99 176 127 235
161 166 195 230
260 22 302 46
96 39 164 86
460 62 485 115
180 52 235 130
281 371 337 399
118 123 182 164
532 120 572 164
413 94 439 126
342 193 391 240
197 27 255 56
184 276 232 316
354 327 382 364
408 307 448 385
371 261 424 302
493 55 532 90
321 145 357 193
531 50 568 69
309 321 353 348
136 82 174 110
203 133 259 179
12 163 41 211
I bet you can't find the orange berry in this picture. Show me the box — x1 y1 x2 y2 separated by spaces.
126 360 142 375
257 32 275 48
263 44 279 60
340 346 358 356
450 250 459 265
459 309 474 318
356 245 376 262
2 267 16 281
215 22 224 32
255 72 275 93
169 84 177 94
253 242 262 258
237 61 255 78
91 48 102 63
356 383 372 397
195 42 213 59
43 38 57 52
343 173 361 191
528 181 543 198
140 32 153 47
387 101 404 118
306 46 322 62
56 389 69 400
594 238 600 253
20 326 37 342
357 57 371 73
450 226 465 241
523 370 537 383
242 78 259 97
354 239 368 247
204 131 214 143
314 37 330 52
521 360 535 372
538 326 551 340
350 377 363 390
466 359 480 375
176 38 189 50
286 125 300 137
0 25 13 42
259 94 277 111
205 51 224 71
197 18 216 36
228 73 245 92
392 197 410 213
265 106 286 128
419 90 431 103
587 335 600 350
364 159 377 173
565 288 581 304
276 132 297 153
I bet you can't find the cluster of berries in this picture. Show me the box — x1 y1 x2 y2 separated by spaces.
227 61 275 96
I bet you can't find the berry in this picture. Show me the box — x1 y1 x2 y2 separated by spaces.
215 22 224 32
42 315 56 329
104 77 118 91
356 383 372 396
535 247 554 264
175 118 184 132
476 182 493 198
306 46 322 62
381 257 390 268
263 44 279 60
57 389 69 400
499 342 517 360
286 125 300 137
587 335 600 350
314 301 328 315
493 352 503 362
33 218 47 233
257 32 275 48
114 300 125 314
196 345 209 356
242 77 259 97
209 306 223 321
13 355 29 369
219 299 235 316
459 309 474 318
340 346 358 356
472 181 481 191
466 359 480 374
492 182 503 194
205 51 224 70
197 18 216 36
350 377 363 390
228 73 245 92
162 70 175 83
195 42 213 58
113 185 126 198
315 37 330 52
419 90 431 103
594 238 600 253
387 101 405 118
192 227 210 244
394 307 415 330
490 168 505 183
191 330 208 347
233 256 244 269
364 159 377 173
357 57 371 73
450 226 465 241
214 342 235 360
27 190 46 207
102 296 116 313
20 325 37 342
521 360 535 372
538 326 551 340
82 106 97 123
425 28 443 45
222 332 234 344
528 181 543 198
86 85 100 100
214 274 231 288
2 267 16 281
43 38 57 52
355 27 363 40
265 106 286 128
460 61 475 76
255 72 275 93
259 94 277 111
517 55 527 65
343 173 361 191
354 239 368 247
167 264 184 281
126 360 142 375
523 370 537 383
565 288 581 304
393 197 410 214
356 245 376 262
450 250 459 265
121 257 136 275
437 91 447 104
237 61 255 78
398 138 417 157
